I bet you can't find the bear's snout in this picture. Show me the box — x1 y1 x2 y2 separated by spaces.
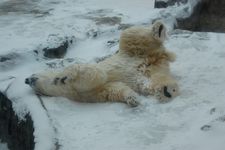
25 77 38 86
25 78 29 84
163 86 172 98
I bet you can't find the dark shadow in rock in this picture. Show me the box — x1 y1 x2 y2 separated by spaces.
154 1 168 8
43 40 69 59
33 36 75 60
176 0 225 33
0 92 34 150
155 0 188 8
41 37 74 59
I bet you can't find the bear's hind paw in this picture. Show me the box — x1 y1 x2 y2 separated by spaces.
125 96 140 107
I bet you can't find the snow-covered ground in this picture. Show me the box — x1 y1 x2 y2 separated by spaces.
1 0 225 150
0 142 8 150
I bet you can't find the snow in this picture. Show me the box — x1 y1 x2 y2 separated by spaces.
1 0 225 150
0 141 8 150
0 143 8 150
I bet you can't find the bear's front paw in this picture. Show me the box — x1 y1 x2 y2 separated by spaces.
151 83 179 102
125 96 140 107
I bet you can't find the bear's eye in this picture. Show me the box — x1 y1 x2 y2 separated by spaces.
173 89 176 92
158 25 163 38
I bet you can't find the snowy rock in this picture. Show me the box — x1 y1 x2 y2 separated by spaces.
0 92 34 150
40 37 74 59
42 40 69 59
176 0 225 32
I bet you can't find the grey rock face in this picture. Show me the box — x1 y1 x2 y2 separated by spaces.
155 0 188 8
155 1 168 8
176 0 225 32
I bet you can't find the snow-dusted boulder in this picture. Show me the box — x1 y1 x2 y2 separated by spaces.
0 92 34 150
177 0 225 32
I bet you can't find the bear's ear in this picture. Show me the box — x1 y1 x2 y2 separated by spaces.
151 20 167 42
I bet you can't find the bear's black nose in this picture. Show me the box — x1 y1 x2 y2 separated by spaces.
25 78 29 84
25 77 38 86
25 78 30 84
163 86 172 98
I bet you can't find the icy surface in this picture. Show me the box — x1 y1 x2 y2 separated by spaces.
1 0 225 150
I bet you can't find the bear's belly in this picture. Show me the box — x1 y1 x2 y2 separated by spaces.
103 64 151 93
123 73 151 94
97 53 150 93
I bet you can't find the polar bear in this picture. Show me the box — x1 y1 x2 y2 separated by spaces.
25 21 179 107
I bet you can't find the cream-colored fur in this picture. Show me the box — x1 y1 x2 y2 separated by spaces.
25 21 179 107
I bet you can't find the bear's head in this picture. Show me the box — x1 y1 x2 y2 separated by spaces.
119 20 167 57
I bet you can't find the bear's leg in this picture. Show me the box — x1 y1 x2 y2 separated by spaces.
25 71 78 99
149 73 179 102
25 64 107 100
96 82 140 107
